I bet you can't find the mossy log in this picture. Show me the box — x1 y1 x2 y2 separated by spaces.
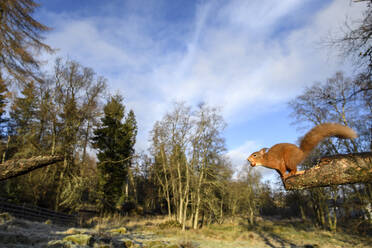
0 155 63 181
284 152 372 190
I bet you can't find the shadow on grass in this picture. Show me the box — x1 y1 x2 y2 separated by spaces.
335 232 372 248
240 218 372 248
241 223 298 248
240 220 320 248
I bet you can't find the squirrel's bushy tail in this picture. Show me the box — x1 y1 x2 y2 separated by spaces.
300 123 357 157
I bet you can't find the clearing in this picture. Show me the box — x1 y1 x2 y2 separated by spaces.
0 213 371 248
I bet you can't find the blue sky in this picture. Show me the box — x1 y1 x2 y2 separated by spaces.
35 0 366 183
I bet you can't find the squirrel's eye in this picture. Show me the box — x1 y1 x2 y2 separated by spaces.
253 154 257 157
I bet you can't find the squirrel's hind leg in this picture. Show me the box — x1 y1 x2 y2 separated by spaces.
277 168 289 180
287 169 305 178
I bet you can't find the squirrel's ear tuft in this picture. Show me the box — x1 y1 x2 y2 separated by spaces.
259 148 267 155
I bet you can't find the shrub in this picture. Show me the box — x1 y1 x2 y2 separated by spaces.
158 220 182 229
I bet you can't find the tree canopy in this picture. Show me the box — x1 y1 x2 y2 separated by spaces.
92 95 137 212
0 0 53 85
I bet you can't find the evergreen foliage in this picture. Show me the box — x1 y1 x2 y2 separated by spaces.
0 0 370 235
1 58 107 210
10 81 39 158
0 0 53 84
92 95 137 212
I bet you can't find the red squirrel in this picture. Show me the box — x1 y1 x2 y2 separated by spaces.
247 123 357 180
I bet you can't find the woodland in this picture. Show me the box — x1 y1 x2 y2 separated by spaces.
0 0 371 237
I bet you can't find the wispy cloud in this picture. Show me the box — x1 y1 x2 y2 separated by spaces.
226 140 260 174
37 0 366 177
226 140 280 181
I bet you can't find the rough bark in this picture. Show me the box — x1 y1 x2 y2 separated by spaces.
160 145 172 218
284 152 372 190
0 155 63 181
193 169 204 229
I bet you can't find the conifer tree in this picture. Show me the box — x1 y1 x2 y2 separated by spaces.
10 81 39 158
123 110 137 160
0 0 53 84
92 95 137 212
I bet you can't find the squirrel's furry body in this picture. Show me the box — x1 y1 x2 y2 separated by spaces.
247 123 357 179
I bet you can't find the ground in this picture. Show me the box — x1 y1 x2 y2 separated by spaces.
0 213 371 248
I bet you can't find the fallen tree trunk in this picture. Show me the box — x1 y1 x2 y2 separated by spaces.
0 155 64 181
284 152 372 190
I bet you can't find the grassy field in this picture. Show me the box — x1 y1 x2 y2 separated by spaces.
98 215 372 248
1 212 371 247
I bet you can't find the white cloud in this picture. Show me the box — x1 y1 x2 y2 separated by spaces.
38 0 367 163
216 0 302 35
226 140 260 172
226 140 280 182
173 0 366 121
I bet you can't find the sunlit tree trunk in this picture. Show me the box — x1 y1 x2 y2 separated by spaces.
2 135 10 163
193 169 204 229
160 145 172 218
55 157 68 211
177 160 184 223
182 161 190 231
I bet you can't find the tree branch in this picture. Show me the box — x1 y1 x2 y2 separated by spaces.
284 152 372 190
0 155 64 181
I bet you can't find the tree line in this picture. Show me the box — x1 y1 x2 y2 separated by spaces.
0 0 370 233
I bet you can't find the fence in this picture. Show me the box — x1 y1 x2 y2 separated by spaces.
0 197 77 226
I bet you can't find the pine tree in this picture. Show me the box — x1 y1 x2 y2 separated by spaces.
0 0 53 84
123 110 137 160
10 81 39 158
92 95 137 212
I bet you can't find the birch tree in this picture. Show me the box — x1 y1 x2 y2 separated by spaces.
150 102 227 230
190 103 226 229
150 102 192 225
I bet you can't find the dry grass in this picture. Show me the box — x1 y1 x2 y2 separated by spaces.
85 215 372 248
87 214 173 233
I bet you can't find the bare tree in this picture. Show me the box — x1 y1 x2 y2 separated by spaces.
190 103 226 229
150 102 227 230
288 71 372 227
150 102 192 227
328 1 372 73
